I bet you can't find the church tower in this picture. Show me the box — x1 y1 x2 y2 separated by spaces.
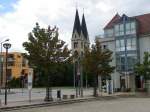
71 9 90 97
71 9 90 56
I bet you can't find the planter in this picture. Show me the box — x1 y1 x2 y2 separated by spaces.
70 95 75 99
63 95 68 99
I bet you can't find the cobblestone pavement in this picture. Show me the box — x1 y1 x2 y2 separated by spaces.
9 98 150 112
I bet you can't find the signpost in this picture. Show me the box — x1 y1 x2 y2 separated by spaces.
28 69 33 102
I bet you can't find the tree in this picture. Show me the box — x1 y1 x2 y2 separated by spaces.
134 52 150 89
83 41 115 96
23 23 70 101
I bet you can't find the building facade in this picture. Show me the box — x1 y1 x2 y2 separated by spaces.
0 52 31 87
96 13 150 91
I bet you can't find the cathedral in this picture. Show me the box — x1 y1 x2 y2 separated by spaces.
71 9 90 56
71 9 90 97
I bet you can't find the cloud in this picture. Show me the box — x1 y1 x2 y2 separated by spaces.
0 0 150 52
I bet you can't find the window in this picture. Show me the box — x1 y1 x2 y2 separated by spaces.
120 39 125 51
120 24 124 35
115 24 124 36
116 39 126 51
74 42 78 48
126 23 130 34
81 42 83 48
104 29 114 37
115 25 119 36
103 45 108 49
8 62 15 67
132 38 136 46
131 22 135 29
127 38 136 50
116 40 120 51
127 56 137 71
126 22 136 34
116 55 126 72
22 59 27 67
0 56 4 62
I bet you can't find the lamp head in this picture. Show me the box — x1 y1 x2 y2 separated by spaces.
3 43 11 49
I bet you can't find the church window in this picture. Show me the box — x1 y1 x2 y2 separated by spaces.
81 42 83 48
74 42 78 48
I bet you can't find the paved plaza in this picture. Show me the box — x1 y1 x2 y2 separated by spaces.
0 88 93 105
7 98 150 112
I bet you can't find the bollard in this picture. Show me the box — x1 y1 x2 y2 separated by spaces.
70 95 75 99
63 95 68 99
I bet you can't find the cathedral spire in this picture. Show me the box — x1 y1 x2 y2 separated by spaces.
72 9 81 35
81 13 89 40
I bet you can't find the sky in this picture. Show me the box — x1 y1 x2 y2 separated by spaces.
0 0 150 52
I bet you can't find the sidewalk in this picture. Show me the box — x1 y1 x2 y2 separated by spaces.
0 96 99 111
0 92 117 109
0 92 149 111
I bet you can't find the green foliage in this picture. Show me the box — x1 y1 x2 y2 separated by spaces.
134 52 150 80
23 23 71 87
8 77 21 88
82 41 115 96
83 41 115 77
33 63 73 87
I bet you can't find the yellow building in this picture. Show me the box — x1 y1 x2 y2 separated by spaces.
0 52 31 87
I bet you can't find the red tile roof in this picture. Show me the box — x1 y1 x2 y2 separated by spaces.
104 13 120 29
134 13 150 35
104 13 150 35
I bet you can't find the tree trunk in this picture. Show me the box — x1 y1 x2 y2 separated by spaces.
44 71 53 101
98 75 102 96
93 74 98 97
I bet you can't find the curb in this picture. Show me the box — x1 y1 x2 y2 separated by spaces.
0 96 117 111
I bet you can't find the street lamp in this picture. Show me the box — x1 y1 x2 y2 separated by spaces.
3 42 11 105
0 39 9 89
0 39 9 92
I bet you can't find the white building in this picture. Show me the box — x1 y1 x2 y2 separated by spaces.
96 13 150 91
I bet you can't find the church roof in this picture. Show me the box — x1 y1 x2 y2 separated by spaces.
72 9 81 35
81 14 89 39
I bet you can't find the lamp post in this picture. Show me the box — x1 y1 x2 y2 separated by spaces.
0 39 9 89
3 43 11 105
